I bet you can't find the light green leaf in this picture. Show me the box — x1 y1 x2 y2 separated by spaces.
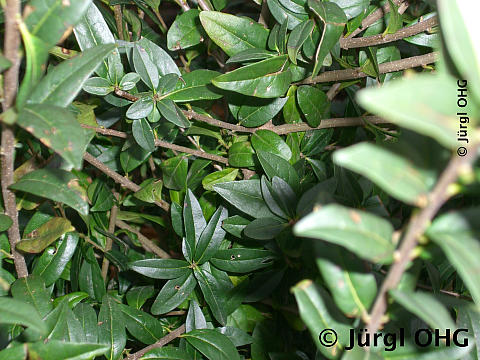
133 44 159 90
142 347 192 359
17 104 89 169
0 214 12 232
165 70 222 102
0 297 47 335
27 341 109 360
199 11 269 56
28 44 115 107
212 56 292 98
82 77 113 96
228 141 255 168
16 217 73 254
167 9 205 50
160 154 188 190
333 143 433 206
252 129 292 161
294 204 395 263
202 168 238 191
134 179 163 203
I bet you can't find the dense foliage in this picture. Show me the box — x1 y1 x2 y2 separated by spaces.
0 0 479 359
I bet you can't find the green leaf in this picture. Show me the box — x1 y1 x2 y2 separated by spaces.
11 275 53 317
98 295 126 360
457 305 480 360
160 154 188 190
238 97 288 127
137 37 181 77
226 48 277 64
73 3 122 79
251 130 292 161
129 259 191 279
17 104 89 169
308 0 347 77
0 297 47 335
157 99 191 128
194 206 228 264
426 207 480 305
294 204 395 263
390 290 456 332
118 304 164 345
142 347 192 359
213 180 274 219
334 143 434 206
11 169 89 215
132 118 155 152
25 0 92 46
222 215 250 238
287 19 315 64
316 244 377 318
335 0 369 19
202 168 239 191
119 72 141 91
120 144 152 173
199 11 269 56
168 9 205 50
134 179 163 203
212 56 292 98
0 214 12 232
296 85 329 127
133 44 159 90
165 70 222 102
0 54 11 73
82 77 113 96
256 150 300 193
0 345 27 360
17 23 50 108
384 0 402 35
210 248 275 273
357 74 476 149
267 0 309 30
28 44 115 107
183 189 207 260
73 303 98 343
186 300 207 332
27 341 109 360
292 281 351 356
244 217 287 240
17 217 73 254
151 271 197 315
79 247 106 301
126 286 156 309
228 141 256 167
183 329 240 360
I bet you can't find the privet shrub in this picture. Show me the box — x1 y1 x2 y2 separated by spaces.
0 0 479 359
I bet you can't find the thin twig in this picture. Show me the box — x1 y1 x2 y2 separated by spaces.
366 144 480 338
341 16 438 49
175 0 190 11
116 220 171 259
258 0 270 28
1 0 28 278
126 324 186 360
197 0 212 11
80 125 229 164
101 193 118 280
83 152 170 212
347 0 409 39
300 52 437 85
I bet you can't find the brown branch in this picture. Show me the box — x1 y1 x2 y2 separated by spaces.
175 0 190 11
1 0 28 278
341 16 438 49
80 125 228 165
126 324 186 360
113 5 124 41
366 144 480 338
197 0 212 11
83 152 170 212
101 193 118 280
347 0 409 39
300 52 438 85
115 220 171 259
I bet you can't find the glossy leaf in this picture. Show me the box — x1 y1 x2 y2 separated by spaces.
119 304 164 344
296 85 329 127
160 154 188 190
294 204 395 263
98 295 126 360
186 300 207 332
256 150 300 193
202 168 239 191
165 70 222 102
126 286 156 309
132 118 155 152
137 37 181 77
27 341 109 360
251 130 292 161
129 259 191 279
183 189 207 260
238 97 288 127
11 169 89 215
194 267 229 325
212 56 292 98
244 217 286 240
151 271 197 315
142 347 192 359
228 141 255 168
28 45 115 107
133 43 159 90
157 99 191 128
17 217 73 254
210 248 275 273
194 206 228 264
183 329 240 360
0 297 47 335
287 19 315 64
11 275 53 317
0 214 12 232
167 9 205 50
199 11 269 56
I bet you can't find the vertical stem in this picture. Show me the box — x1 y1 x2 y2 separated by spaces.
1 0 27 278
101 193 118 281
258 0 269 28
114 5 124 41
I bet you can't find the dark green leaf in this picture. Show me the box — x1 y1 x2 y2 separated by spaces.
244 217 287 240
287 19 315 64
27 341 109 360
165 70 222 102
167 9 205 50
98 295 126 360
126 286 156 309
151 271 197 315
160 154 188 190
228 142 256 168
132 118 155 152
238 97 288 127
210 248 275 273
186 300 207 332
0 297 47 335
11 275 53 317
129 259 191 279
251 130 292 161
296 85 329 127
157 99 191 128
194 206 228 264
183 329 240 360
119 304 164 344
0 214 12 232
